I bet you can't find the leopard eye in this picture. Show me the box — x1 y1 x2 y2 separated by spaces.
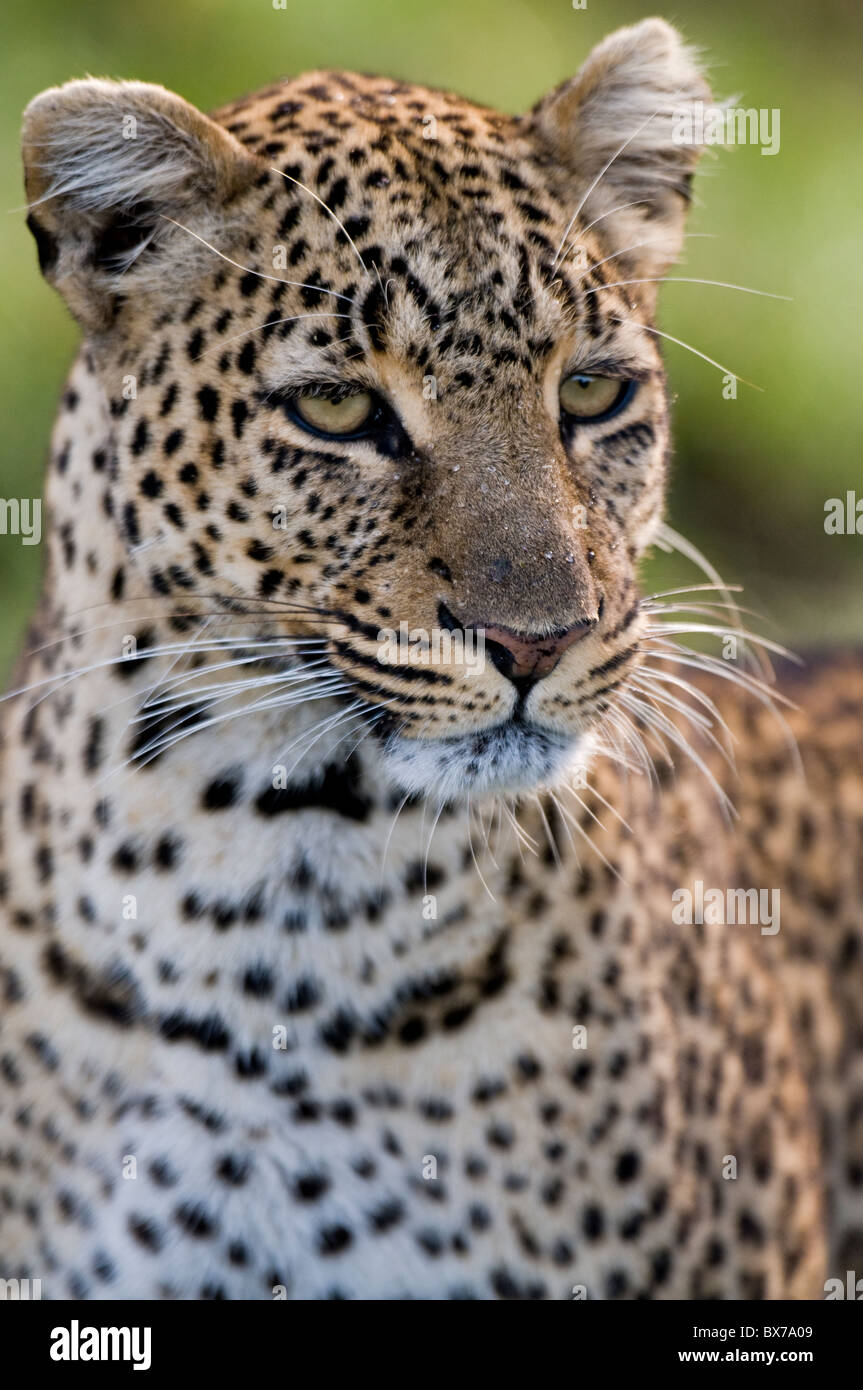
292 389 375 438
559 373 634 423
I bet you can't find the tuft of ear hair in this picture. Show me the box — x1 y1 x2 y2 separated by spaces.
22 79 265 330
529 18 712 293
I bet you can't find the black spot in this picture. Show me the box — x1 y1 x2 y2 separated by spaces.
149 1157 179 1188
582 1205 604 1240
197 386 220 421
175 1201 217 1237
83 716 105 773
159 1009 231 1051
154 835 182 870
111 843 138 872
231 400 249 438
615 1149 640 1183
235 1047 268 1078
360 282 387 351
242 963 274 998
131 419 150 455
317 1223 353 1255
216 1153 252 1186
128 1214 164 1252
255 757 370 823
293 1172 329 1202
201 773 243 811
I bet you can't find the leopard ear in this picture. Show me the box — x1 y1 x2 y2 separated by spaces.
529 18 712 289
22 79 265 331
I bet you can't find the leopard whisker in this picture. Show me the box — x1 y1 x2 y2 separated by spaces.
628 676 734 769
465 793 497 903
161 216 359 303
547 789 578 859
423 798 449 889
549 788 624 881
555 199 649 271
2 635 330 712
589 276 790 302
642 620 794 661
619 689 736 816
567 777 634 836
129 665 338 720
641 581 743 603
646 640 804 776
120 682 354 775
195 311 353 358
642 604 767 631
269 167 370 276
134 654 332 713
551 92 688 269
645 640 792 705
572 231 716 281
379 790 414 895
499 798 538 856
487 796 507 864
10 613 336 677
341 709 388 764
273 699 372 780
533 793 563 870
649 523 775 679
610 314 763 392
138 614 215 717
319 705 387 770
602 701 667 786
633 664 735 736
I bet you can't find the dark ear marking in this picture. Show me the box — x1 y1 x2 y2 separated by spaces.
25 213 58 273
92 201 158 272
528 18 712 289
20 77 266 328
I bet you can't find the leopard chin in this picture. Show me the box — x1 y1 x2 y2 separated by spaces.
379 719 592 801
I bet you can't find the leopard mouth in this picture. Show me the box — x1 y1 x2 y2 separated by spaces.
378 716 589 801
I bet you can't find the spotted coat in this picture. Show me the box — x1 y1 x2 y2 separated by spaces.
1 21 861 1299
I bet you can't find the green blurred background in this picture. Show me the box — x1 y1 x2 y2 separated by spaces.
2 0 861 678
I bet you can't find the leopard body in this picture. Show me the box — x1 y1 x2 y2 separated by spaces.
1 21 861 1299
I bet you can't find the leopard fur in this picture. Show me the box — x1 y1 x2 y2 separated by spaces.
1 20 861 1300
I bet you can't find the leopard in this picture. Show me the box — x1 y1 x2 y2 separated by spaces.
1 17 862 1301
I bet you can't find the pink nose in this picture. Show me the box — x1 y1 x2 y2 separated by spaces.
474 618 596 681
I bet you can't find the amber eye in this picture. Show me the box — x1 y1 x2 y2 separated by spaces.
559 373 634 423
292 389 375 438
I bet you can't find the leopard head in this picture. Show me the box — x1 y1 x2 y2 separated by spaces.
22 19 711 800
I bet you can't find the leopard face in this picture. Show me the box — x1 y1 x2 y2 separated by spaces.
22 20 708 801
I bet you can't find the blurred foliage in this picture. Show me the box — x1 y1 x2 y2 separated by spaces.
2 0 861 680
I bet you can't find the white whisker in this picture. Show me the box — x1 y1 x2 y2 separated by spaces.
162 216 358 303
551 94 686 269
587 276 790 302
610 315 763 392
196 312 353 357
270 167 370 275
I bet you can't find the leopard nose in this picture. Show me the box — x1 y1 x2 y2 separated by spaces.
477 619 596 682
438 603 597 686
